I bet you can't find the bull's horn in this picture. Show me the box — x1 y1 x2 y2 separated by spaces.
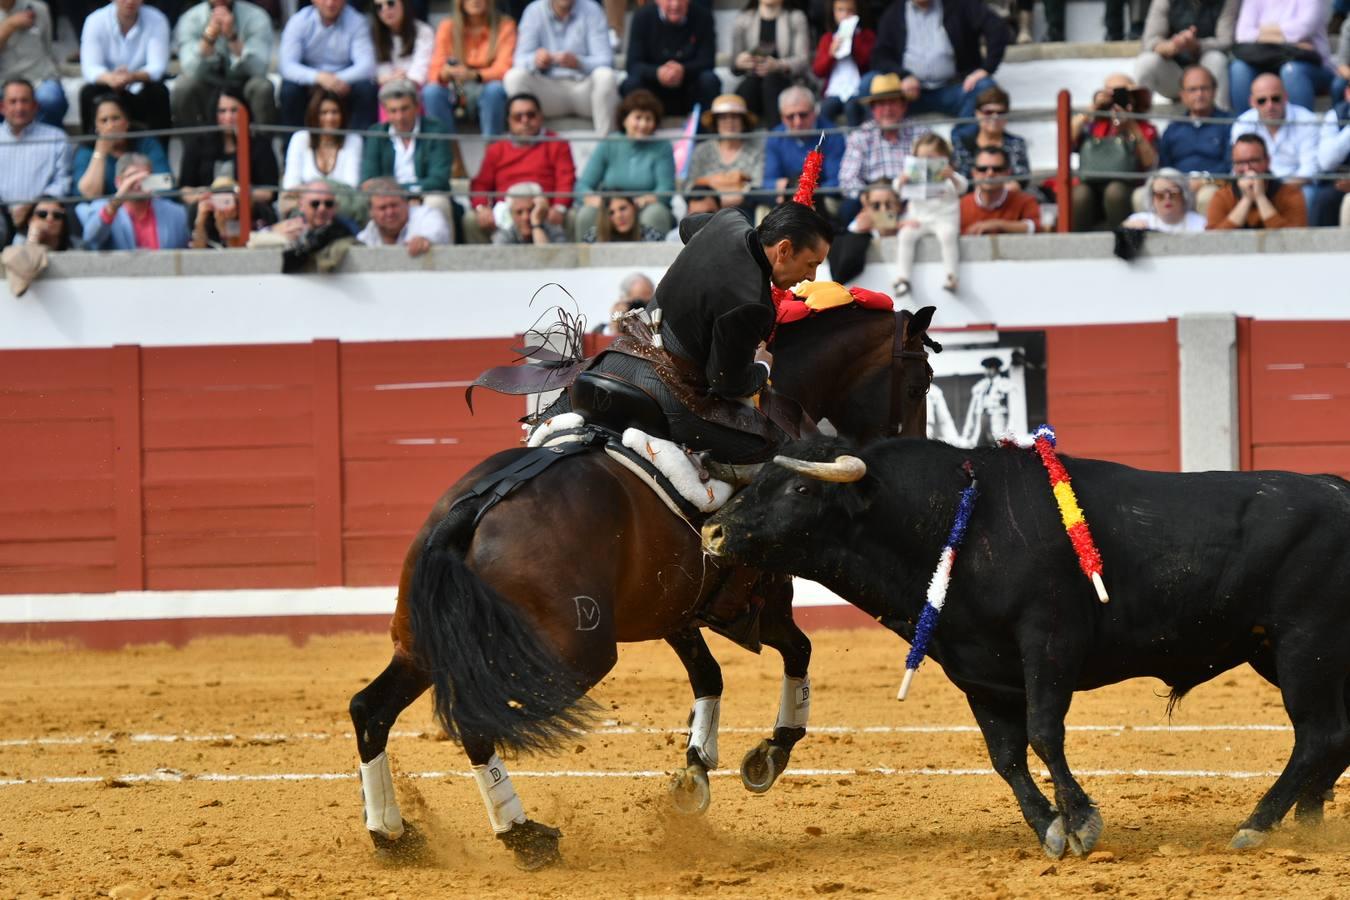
772 454 867 483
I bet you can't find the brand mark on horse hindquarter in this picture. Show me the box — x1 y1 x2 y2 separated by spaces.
574 596 601 631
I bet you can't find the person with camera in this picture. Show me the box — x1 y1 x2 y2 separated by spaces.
594 272 654 335
78 152 189 250
1070 73 1158 229
1206 132 1306 229
491 180 566 244
729 0 811 128
189 174 275 248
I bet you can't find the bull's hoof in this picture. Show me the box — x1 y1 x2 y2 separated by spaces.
498 819 562 871
1228 828 1267 851
369 822 429 863
1041 815 1067 859
740 740 791 794
669 765 712 815
1066 807 1104 857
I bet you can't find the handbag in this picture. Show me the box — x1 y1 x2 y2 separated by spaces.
1231 42 1323 72
1078 135 1138 177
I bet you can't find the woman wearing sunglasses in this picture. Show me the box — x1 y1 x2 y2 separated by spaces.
13 196 73 251
951 86 1030 187
1123 168 1207 232
424 0 516 136
371 0 435 93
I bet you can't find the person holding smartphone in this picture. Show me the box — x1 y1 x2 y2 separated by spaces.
77 152 190 250
1069 72 1158 228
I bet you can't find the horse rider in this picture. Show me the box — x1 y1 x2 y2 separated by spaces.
568 201 834 465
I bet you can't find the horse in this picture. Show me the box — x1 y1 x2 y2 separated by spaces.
348 303 936 870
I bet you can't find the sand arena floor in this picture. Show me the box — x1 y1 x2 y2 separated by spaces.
3 627 1349 899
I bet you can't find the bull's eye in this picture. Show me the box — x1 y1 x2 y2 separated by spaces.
793 484 808 495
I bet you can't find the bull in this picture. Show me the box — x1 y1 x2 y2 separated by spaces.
701 436 1350 858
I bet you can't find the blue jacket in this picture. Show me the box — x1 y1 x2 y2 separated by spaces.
78 197 190 250
762 116 845 192
1158 108 1233 175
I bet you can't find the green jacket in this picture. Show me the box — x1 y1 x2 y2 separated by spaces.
359 116 453 193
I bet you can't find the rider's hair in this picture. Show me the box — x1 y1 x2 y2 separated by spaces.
758 202 833 252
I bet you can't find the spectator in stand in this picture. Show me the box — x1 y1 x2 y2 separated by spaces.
1155 65 1231 214
283 89 364 191
178 86 279 207
270 179 358 237
465 92 575 243
951 86 1028 187
667 185 719 239
575 88 675 240
74 93 170 199
424 0 515 136
839 73 929 223
813 0 874 125
959 145 1040 234
583 194 665 241
78 152 189 249
188 174 276 247
763 85 845 218
279 0 378 131
1070 73 1158 229
0 0 66 126
360 78 453 223
730 0 811 128
1312 80 1350 227
79 0 171 137
892 132 965 296
595 272 653 334
1122 168 1207 231
1230 73 1319 208
1134 0 1236 103
620 0 718 117
504 0 616 136
848 180 901 238
1207 132 1307 228
171 0 276 128
685 93 764 214
492 180 568 243
0 78 71 235
371 0 433 94
866 0 1005 141
13 194 71 248
1227 0 1334 113
357 176 451 253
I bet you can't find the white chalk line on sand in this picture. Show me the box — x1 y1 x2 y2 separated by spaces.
3 766 1343 789
0 723 1295 749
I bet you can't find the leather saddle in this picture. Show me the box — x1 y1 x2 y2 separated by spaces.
567 371 671 440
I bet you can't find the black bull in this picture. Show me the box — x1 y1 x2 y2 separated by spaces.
702 436 1350 858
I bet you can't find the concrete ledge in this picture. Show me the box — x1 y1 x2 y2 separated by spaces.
16 227 1350 281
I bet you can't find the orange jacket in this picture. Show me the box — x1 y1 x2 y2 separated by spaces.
428 18 517 85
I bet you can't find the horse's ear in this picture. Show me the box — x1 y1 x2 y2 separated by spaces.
912 305 937 335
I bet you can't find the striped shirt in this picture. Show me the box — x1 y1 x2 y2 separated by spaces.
0 120 71 204
839 119 930 198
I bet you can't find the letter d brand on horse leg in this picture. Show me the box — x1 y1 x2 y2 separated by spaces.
775 675 811 730
574 595 601 631
473 753 528 833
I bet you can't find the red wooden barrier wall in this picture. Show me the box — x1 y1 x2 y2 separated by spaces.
0 322 1183 596
1239 320 1350 479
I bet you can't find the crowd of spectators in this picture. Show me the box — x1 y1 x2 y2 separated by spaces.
0 0 1346 268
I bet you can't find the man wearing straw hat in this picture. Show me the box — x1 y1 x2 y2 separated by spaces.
839 72 929 224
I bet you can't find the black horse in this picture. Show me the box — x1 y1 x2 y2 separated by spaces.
348 305 936 869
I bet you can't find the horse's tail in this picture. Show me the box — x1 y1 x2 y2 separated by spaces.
406 499 597 756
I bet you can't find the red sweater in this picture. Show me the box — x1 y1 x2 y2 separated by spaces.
469 131 577 209
811 28 876 80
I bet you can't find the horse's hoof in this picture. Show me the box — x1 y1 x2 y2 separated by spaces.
1066 807 1104 857
669 765 712 815
499 819 562 871
1229 828 1267 851
1042 815 1067 859
740 740 790 794
369 822 427 863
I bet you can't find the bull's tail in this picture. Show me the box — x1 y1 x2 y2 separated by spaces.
407 501 596 755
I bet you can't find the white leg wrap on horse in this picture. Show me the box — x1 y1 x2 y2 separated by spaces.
686 696 721 769
359 752 405 839
472 754 527 834
775 675 811 731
